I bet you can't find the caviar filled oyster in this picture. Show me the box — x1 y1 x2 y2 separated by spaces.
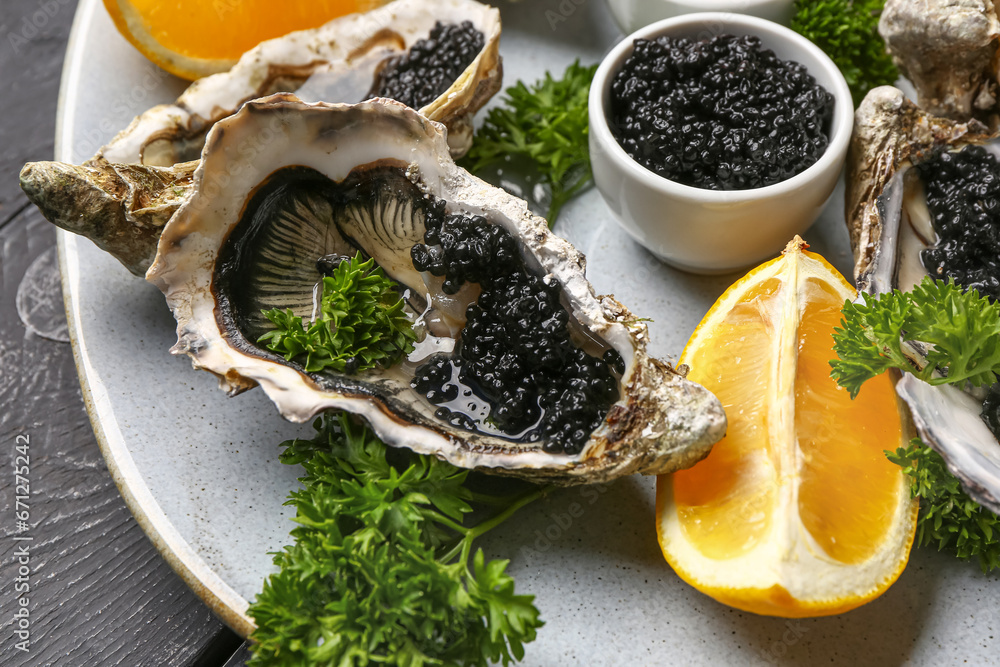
49 95 722 483
94 0 501 167
847 86 1000 512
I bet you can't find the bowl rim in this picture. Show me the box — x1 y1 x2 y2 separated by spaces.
589 11 854 203
636 0 792 7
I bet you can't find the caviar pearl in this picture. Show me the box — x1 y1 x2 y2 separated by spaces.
918 146 1000 302
370 21 484 111
609 34 834 191
411 202 619 455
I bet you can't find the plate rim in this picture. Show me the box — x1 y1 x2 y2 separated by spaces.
54 0 255 638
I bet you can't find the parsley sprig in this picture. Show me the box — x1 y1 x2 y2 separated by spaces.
462 60 598 224
258 253 416 374
830 277 1000 398
248 413 548 666
791 0 898 106
887 439 1000 573
831 277 1000 572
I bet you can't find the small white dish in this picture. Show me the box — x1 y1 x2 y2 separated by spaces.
606 0 796 35
589 12 853 274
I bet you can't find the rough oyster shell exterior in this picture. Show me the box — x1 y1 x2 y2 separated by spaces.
94 0 502 166
19 158 196 275
145 94 726 483
880 0 1000 125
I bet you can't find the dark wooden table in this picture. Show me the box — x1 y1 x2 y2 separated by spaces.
0 1 251 664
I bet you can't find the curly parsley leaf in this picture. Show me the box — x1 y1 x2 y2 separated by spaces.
247 413 548 667
258 253 416 374
887 439 1000 573
830 277 1000 398
908 278 1000 388
791 0 898 106
462 60 598 224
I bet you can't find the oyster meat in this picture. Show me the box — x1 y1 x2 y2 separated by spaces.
880 0 1000 125
26 95 726 483
847 85 1000 512
93 0 501 167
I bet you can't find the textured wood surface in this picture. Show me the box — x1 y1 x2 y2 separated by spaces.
0 1 245 664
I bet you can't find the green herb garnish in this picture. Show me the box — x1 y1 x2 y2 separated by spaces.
248 413 547 666
830 277 1000 399
791 0 898 106
258 253 416 374
831 277 1000 572
887 439 1000 573
462 60 598 225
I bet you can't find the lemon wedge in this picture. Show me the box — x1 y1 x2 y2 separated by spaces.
656 237 918 617
103 0 387 80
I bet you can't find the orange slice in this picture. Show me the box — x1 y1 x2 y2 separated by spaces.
656 237 918 618
103 0 388 80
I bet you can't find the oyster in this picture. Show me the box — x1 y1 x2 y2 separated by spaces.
879 0 1000 125
20 0 502 277
27 94 726 483
93 0 501 167
847 85 1000 512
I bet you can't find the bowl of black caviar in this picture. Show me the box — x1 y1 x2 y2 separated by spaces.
589 13 853 273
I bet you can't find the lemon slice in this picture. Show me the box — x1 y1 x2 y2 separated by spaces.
103 0 387 80
657 237 918 618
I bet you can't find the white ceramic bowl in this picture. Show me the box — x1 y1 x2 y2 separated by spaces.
606 0 796 34
589 13 853 274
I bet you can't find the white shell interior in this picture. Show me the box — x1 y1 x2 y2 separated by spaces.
898 376 1000 513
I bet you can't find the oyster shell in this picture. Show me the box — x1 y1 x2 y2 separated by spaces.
879 0 1000 125
19 158 195 275
19 0 502 277
847 86 1000 513
36 94 724 483
93 0 501 167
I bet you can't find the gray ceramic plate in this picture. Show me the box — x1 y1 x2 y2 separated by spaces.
56 0 999 662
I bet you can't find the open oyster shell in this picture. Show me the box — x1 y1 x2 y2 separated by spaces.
847 86 1000 513
93 0 501 167
880 0 1000 125
19 0 502 277
117 94 724 483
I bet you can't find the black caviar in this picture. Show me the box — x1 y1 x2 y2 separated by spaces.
983 385 1000 440
609 34 834 190
370 21 484 110
916 145 1000 438
410 203 620 455
917 146 1000 302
